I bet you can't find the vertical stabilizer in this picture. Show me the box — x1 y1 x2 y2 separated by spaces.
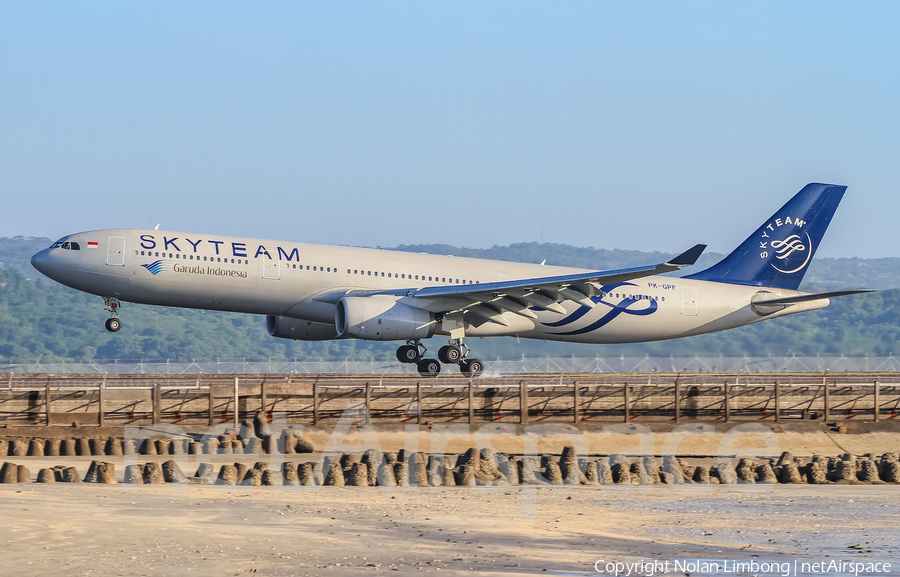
684 183 846 290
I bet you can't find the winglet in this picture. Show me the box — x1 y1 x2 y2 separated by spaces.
666 244 706 267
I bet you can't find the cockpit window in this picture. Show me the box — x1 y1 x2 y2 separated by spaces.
50 241 63 248
70 242 80 250
61 242 70 249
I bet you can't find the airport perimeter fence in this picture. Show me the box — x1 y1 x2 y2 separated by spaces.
0 372 898 426
2 355 900 375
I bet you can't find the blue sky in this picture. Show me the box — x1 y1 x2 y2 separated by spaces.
1 2 898 258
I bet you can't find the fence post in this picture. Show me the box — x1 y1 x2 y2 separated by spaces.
520 381 528 425
261 380 268 415
874 380 880 423
233 377 239 428
98 377 106 427
674 380 681 423
823 377 830 422
45 381 51 427
417 383 423 425
573 380 580 423
365 383 371 423
468 380 474 424
624 383 631 423
153 383 161 424
312 381 319 425
724 381 730 423
208 382 215 426
774 380 781 423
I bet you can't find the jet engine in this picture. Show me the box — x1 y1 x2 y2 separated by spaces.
266 316 340 341
335 297 434 341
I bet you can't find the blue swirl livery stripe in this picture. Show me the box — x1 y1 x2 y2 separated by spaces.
140 260 171 275
543 282 659 336
543 282 636 328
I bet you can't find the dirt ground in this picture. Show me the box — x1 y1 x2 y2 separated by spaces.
0 483 898 577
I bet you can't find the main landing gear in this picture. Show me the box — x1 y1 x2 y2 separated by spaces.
396 339 484 377
103 297 122 332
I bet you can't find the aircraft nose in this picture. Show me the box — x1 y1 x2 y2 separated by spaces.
31 249 52 276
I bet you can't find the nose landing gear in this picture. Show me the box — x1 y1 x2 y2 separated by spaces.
103 297 122 332
395 339 484 377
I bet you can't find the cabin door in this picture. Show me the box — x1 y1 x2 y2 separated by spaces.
106 237 125 266
681 286 698 316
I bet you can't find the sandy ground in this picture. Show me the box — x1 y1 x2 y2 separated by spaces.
0 482 898 577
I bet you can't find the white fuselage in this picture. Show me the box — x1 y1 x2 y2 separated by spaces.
31 228 828 344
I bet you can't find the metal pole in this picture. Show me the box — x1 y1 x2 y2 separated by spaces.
520 381 528 425
365 382 371 423
153 383 161 424
774 380 781 423
624 383 630 423
312 381 319 425
874 380 880 423
573 380 580 423
233 377 239 428
724 381 730 423
98 377 105 427
45 381 51 427
674 380 681 423
823 377 830 422
417 383 423 425
260 380 268 414
468 379 474 424
208 383 215 426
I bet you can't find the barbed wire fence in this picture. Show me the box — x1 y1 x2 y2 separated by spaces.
1 355 899 374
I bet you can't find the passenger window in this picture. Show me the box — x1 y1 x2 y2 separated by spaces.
381 272 384 277
442 277 446 282
354 270 358 274
428 276 432 281
387 273 391 278
155 252 159 257
327 267 330 272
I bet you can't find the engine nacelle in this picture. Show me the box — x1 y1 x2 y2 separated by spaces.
335 297 434 341
266 315 340 341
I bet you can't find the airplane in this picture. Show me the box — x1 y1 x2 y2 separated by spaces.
31 183 872 377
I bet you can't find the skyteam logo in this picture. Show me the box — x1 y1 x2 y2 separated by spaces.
759 214 813 275
141 260 172 275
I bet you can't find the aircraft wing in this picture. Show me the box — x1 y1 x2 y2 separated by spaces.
320 244 705 327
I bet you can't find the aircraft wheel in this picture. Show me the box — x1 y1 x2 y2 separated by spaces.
396 345 419 363
438 345 461 364
460 359 484 377
105 318 122 333
417 358 441 376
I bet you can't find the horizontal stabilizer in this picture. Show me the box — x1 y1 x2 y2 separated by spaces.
753 289 876 306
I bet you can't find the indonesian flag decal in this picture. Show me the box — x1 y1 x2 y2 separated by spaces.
87 241 99 248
